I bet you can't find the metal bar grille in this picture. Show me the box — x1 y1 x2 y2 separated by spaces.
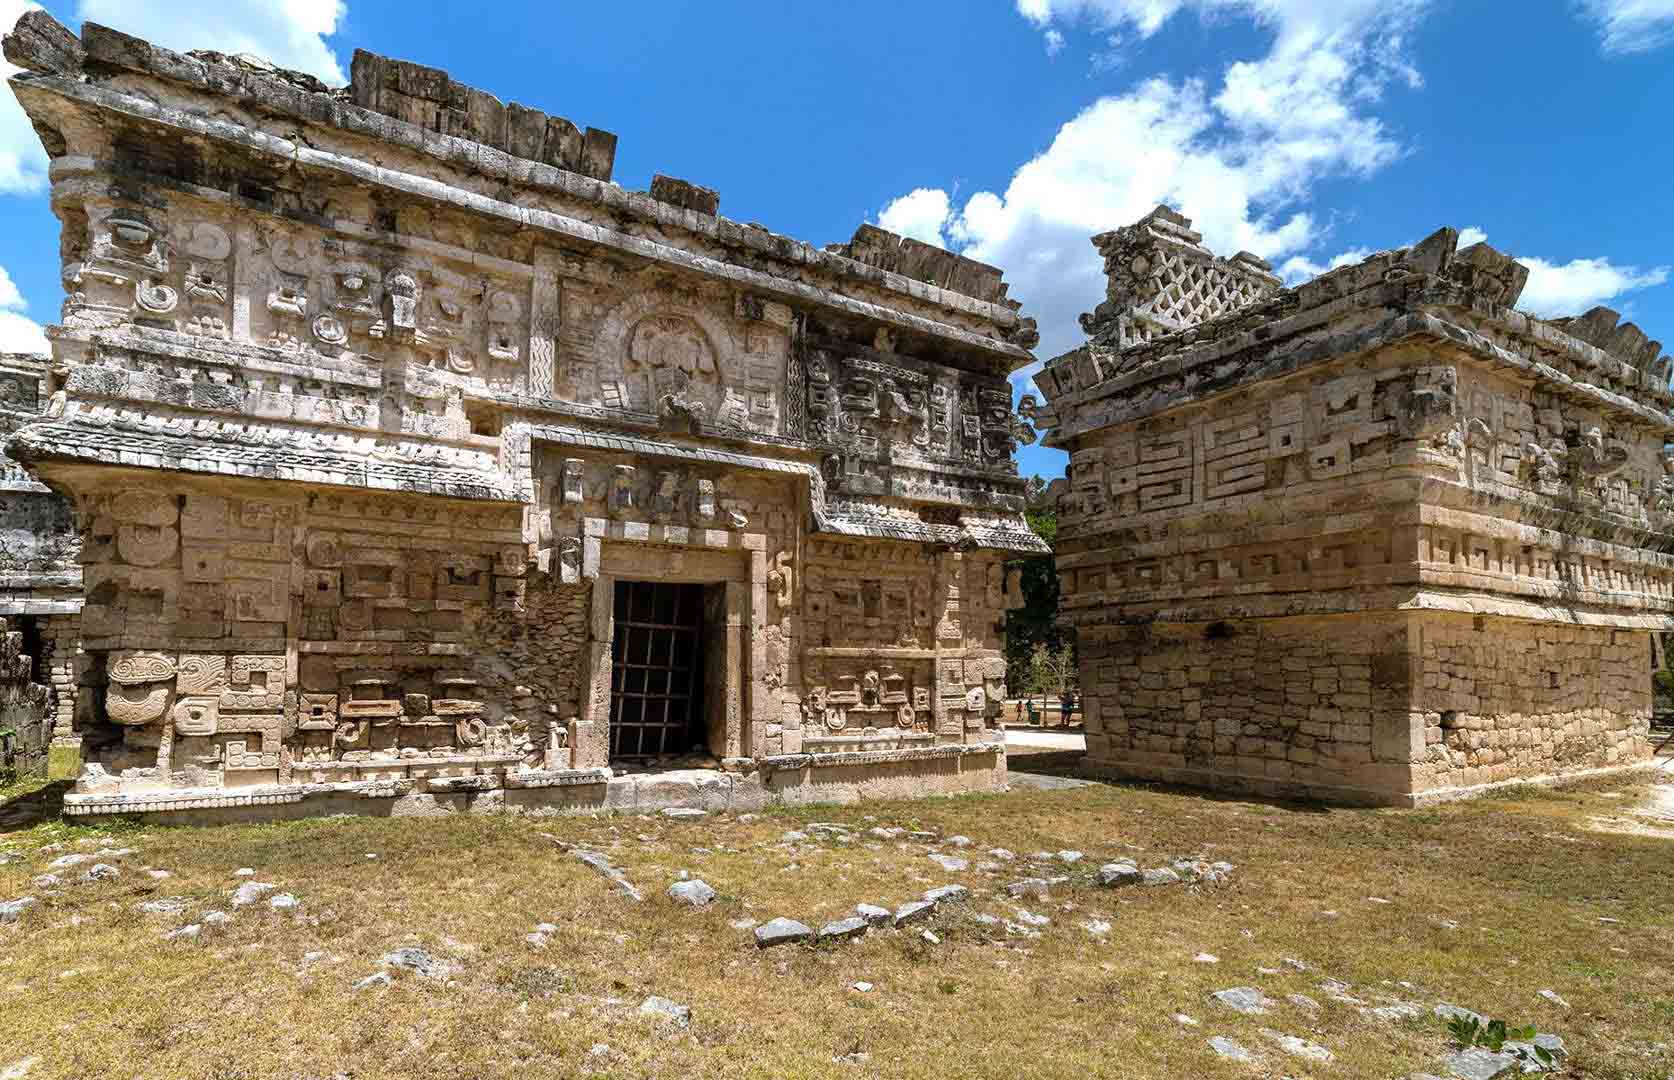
609 581 704 760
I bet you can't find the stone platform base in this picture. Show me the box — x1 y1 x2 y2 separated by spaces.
1077 756 1661 808
60 743 1006 824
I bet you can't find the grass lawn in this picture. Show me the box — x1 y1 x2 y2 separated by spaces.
0 772 54 807
2 770 1671 1080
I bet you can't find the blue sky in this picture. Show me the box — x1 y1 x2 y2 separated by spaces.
1 0 1670 480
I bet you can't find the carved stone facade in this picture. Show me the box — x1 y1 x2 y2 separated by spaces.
1 13 1044 818
0 352 84 765
1036 205 1671 806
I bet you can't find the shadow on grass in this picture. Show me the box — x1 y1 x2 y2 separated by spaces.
1007 756 1336 815
0 777 72 831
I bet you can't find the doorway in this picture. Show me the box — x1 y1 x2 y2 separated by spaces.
609 581 706 761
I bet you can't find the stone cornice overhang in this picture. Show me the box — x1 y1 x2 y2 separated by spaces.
11 73 1035 375
1059 587 1674 631
1042 284 1674 449
531 424 1049 555
9 415 523 502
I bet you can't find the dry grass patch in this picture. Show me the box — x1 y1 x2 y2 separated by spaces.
2 776 1672 1080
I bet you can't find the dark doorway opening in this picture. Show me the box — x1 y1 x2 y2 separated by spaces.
15 615 43 684
610 581 705 761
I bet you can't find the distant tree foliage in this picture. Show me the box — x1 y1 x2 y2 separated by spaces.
1657 632 1674 717
1005 477 1075 697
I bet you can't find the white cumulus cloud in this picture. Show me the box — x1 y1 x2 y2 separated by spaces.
1277 247 1373 285
0 0 49 194
882 0 1429 369
1277 225 1670 318
1518 256 1669 319
1018 0 1188 38
875 187 954 247
0 263 47 354
1448 227 1669 318
1579 0 1674 54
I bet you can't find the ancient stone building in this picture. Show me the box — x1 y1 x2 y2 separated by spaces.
0 351 82 776
0 13 1045 819
1034 206 1670 805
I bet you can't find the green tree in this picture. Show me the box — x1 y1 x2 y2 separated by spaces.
1004 480 1073 697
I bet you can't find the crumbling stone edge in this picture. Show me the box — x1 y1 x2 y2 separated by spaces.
1077 757 1663 809
61 744 1008 821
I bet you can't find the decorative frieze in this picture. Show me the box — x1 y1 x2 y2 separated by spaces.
0 11 1044 816
1039 209 1671 805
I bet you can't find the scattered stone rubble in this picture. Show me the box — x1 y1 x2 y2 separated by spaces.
573 850 644 903
666 879 716 907
1193 973 1572 1077
638 995 692 1028
0 812 1585 1077
379 947 458 982
0 897 37 922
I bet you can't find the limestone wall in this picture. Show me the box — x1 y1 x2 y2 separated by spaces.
1080 615 1414 803
469 575 590 745
1052 342 1674 628
1040 210 1672 804
1411 616 1651 795
0 621 51 777
0 352 82 772
65 477 529 797
1081 612 1655 804
0 12 1045 815
0 353 82 618
40 612 84 755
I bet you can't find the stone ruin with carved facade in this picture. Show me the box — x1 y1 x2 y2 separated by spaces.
0 351 80 778
1032 205 1672 806
0 12 1046 820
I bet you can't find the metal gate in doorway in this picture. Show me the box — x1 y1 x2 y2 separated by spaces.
608 580 704 760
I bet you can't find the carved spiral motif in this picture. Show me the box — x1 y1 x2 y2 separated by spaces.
176 655 228 695
136 279 179 314
108 651 177 685
184 222 232 260
456 717 486 748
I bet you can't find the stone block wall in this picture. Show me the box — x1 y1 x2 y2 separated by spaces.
40 612 84 752
0 12 1047 817
65 476 531 798
469 575 590 740
0 620 51 776
1080 615 1414 803
1412 616 1649 793
1039 210 1672 804
1081 612 1654 804
0 352 82 624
